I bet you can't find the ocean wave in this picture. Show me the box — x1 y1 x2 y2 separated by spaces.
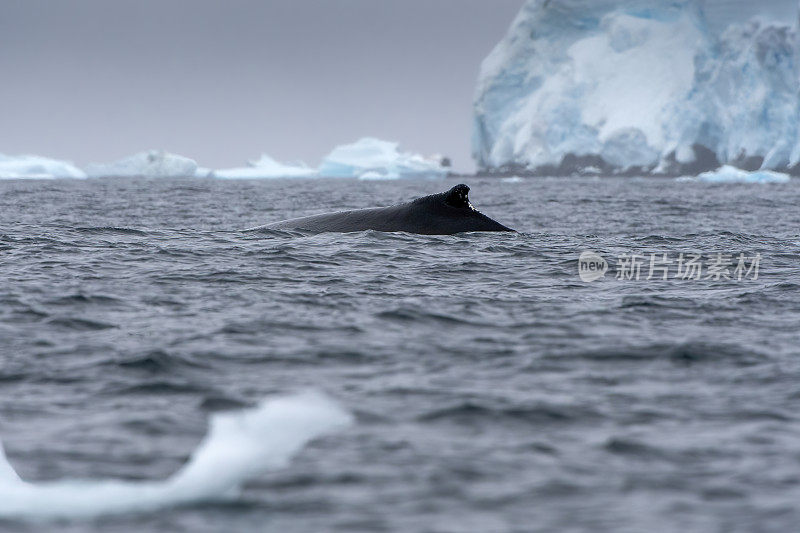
418 400 601 425
73 227 149 236
44 293 126 307
45 317 117 331
565 341 766 365
111 350 210 373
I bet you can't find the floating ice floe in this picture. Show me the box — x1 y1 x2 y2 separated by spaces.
319 137 449 180
0 391 352 519
0 154 86 179
473 0 800 176
678 165 791 183
85 150 200 178
211 154 318 179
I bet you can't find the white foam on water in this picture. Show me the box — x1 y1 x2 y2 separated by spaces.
0 391 352 520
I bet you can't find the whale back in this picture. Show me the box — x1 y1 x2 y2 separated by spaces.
252 184 515 235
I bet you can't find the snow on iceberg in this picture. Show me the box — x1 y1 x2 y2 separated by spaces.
473 0 800 176
679 165 791 183
211 154 317 179
0 391 352 520
0 154 86 179
85 150 199 178
319 138 450 179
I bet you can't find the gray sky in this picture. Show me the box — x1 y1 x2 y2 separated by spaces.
0 0 523 172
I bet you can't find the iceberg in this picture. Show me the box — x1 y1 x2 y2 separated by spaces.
194 167 213 178
0 391 352 519
679 164 791 183
473 0 800 176
0 154 86 179
85 150 199 178
211 154 318 179
319 137 450 179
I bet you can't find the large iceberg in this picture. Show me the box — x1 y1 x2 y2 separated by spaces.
473 0 800 176
85 150 200 178
211 154 318 179
0 155 86 179
319 137 450 180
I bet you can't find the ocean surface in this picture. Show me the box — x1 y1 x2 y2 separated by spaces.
1 176 799 532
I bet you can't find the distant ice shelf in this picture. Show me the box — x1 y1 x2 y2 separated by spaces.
473 0 800 176
0 139 451 180
211 138 449 180
0 154 86 179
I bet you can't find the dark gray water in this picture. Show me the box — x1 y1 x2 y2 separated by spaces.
1 176 800 532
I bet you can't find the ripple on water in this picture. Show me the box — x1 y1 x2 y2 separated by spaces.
45 317 117 331
417 400 603 426
553 341 768 366
110 349 210 373
73 226 150 236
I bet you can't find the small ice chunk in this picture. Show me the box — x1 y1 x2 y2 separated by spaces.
358 170 396 180
212 154 317 179
686 165 791 183
0 391 352 519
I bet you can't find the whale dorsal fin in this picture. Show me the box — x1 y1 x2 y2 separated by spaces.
444 184 471 209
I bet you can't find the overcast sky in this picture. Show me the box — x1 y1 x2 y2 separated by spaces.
0 0 523 171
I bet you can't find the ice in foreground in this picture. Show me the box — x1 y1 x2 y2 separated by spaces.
0 391 352 519
0 155 86 179
473 0 800 176
319 138 449 180
85 150 201 178
678 165 791 183
211 154 318 179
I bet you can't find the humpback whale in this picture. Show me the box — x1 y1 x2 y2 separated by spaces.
249 184 514 235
